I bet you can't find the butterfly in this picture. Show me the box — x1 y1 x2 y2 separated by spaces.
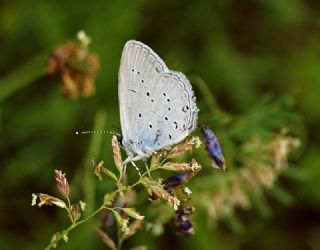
118 40 198 166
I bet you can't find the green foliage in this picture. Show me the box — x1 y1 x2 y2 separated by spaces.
1 0 319 249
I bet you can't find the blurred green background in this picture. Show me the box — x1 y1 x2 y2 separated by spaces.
1 0 320 249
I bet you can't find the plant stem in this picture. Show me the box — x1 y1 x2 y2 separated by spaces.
117 223 123 250
44 205 106 250
66 197 75 223
44 152 163 249
190 75 231 124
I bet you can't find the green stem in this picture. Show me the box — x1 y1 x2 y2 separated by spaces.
127 160 166 189
45 205 106 250
117 223 123 250
45 158 164 249
65 197 76 224
128 171 150 189
0 51 49 102
190 75 231 124
83 109 107 214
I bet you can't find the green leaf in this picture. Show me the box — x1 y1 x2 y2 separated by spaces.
101 167 118 182
121 208 144 220
112 210 129 235
103 192 116 206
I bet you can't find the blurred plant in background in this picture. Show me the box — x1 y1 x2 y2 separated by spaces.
46 31 99 98
29 34 300 249
0 0 318 249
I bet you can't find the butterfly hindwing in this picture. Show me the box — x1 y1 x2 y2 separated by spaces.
132 71 198 151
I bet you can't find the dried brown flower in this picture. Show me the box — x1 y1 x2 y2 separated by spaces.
141 177 180 208
167 137 201 159
121 208 145 220
70 203 82 222
93 160 118 182
240 168 261 192
161 160 201 172
229 176 250 209
95 228 117 250
112 135 123 174
32 193 66 208
130 246 148 250
272 131 300 171
123 219 144 240
255 165 275 188
55 170 69 198
112 210 130 235
46 39 99 98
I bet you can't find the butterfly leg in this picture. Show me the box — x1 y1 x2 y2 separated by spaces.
123 163 128 176
130 161 141 177
143 160 151 177
145 146 157 155
123 156 132 175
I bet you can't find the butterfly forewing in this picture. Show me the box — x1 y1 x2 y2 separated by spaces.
119 40 168 141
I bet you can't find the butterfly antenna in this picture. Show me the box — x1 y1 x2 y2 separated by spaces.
75 130 121 136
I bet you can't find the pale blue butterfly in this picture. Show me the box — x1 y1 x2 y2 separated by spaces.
118 40 198 171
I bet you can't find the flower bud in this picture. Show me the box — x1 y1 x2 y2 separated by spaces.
200 125 226 170
55 170 70 198
167 137 201 159
32 193 66 208
173 205 195 236
112 136 123 174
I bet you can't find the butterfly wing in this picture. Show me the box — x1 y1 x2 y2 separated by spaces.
118 40 168 142
118 40 198 158
132 71 198 151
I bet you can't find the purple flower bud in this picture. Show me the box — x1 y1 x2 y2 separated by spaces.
180 219 193 231
200 125 226 170
163 173 188 191
173 205 196 236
